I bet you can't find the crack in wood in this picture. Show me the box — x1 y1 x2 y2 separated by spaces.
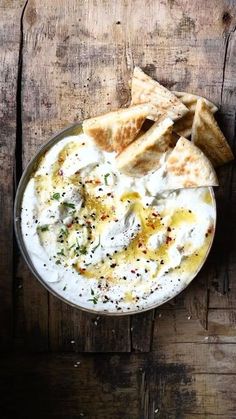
15 0 29 185
140 370 150 418
220 25 236 106
149 309 156 352
13 0 29 343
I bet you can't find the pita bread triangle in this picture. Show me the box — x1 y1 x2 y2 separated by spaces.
191 99 234 167
83 103 152 153
116 118 174 177
163 137 219 190
173 92 218 138
174 91 218 113
131 67 188 122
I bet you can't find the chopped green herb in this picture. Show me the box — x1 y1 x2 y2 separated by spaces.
63 202 75 209
80 245 87 255
104 173 110 185
74 239 87 256
88 296 98 305
57 249 65 256
69 243 76 250
60 227 69 238
51 192 60 200
38 225 49 232
55 260 61 265
89 288 98 304
91 235 100 252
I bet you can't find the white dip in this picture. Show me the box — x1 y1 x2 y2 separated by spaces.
21 133 216 313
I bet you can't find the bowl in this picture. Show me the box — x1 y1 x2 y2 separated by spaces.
14 122 216 315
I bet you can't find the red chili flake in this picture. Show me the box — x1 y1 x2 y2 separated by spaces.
131 270 136 274
86 220 91 225
147 220 155 229
58 169 63 176
67 223 73 228
107 193 112 196
166 236 172 244
167 227 171 232
152 212 158 217
95 179 101 184
142 250 147 254
138 243 143 248
101 214 108 220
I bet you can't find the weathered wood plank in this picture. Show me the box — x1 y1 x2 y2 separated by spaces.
0 1 23 349
209 24 236 308
182 264 210 329
131 310 156 352
0 354 141 419
49 295 131 352
21 263 49 351
1 352 236 418
156 342 236 374
210 285 236 308
153 308 236 345
15 0 50 350
152 373 236 418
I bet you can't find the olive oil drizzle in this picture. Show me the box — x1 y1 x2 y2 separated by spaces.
34 140 214 289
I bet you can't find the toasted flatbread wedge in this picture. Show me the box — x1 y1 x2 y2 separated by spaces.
116 118 174 177
174 91 218 113
192 99 234 167
164 137 219 189
173 92 218 138
131 67 188 122
83 103 151 153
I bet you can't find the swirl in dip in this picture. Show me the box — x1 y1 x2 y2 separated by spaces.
21 132 216 313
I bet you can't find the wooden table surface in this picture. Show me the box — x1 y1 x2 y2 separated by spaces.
1 0 236 418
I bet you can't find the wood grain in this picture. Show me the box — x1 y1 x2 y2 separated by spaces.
131 310 156 352
1 352 236 418
153 308 236 345
209 20 236 308
0 0 24 349
49 295 131 352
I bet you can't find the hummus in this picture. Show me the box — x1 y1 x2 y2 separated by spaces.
21 133 216 313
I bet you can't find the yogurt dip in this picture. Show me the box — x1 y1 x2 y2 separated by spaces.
21 132 216 313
